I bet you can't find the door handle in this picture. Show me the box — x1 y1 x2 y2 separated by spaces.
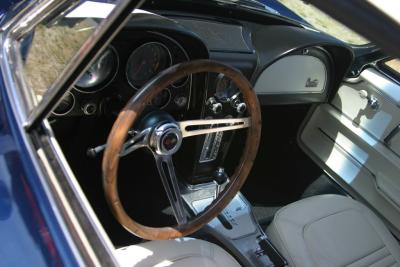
359 90 380 110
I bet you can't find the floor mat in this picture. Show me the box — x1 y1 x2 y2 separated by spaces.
301 174 346 199
242 105 323 207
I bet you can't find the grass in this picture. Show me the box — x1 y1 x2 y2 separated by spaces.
277 0 369 45
384 59 400 74
23 20 95 101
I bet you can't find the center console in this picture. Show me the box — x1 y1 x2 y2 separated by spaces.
182 182 287 267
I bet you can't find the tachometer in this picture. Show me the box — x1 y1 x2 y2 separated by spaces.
126 42 171 90
75 46 118 93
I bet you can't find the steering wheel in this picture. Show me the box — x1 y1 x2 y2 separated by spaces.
102 59 261 240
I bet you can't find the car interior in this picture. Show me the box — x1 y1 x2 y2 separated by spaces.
19 0 400 266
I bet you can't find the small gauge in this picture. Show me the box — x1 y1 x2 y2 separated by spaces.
214 73 237 102
151 89 171 108
126 42 171 90
75 47 118 92
174 95 188 108
53 92 75 116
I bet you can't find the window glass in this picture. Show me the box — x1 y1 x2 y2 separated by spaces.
276 0 369 45
383 59 400 77
19 1 120 107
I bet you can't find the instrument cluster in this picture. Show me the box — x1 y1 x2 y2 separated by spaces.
52 33 192 118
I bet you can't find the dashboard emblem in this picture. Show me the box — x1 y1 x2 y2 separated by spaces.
305 78 319 88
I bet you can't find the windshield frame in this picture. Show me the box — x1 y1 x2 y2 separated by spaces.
0 0 144 130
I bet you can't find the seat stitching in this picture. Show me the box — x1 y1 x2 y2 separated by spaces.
344 247 389 266
302 208 358 267
272 196 354 267
369 254 395 267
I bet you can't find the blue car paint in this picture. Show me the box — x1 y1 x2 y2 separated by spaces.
0 0 312 265
0 2 79 262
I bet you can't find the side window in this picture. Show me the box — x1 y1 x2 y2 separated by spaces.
8 1 125 113
382 58 400 79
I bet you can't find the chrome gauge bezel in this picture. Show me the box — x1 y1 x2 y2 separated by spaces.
125 41 172 91
151 88 172 109
52 91 76 116
74 45 119 94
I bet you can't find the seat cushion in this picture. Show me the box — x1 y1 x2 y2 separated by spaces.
115 237 240 267
266 194 400 267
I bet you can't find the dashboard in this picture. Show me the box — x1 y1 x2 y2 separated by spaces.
50 9 354 185
51 11 353 120
53 30 200 118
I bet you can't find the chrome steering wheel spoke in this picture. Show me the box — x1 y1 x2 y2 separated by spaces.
178 117 250 138
120 128 152 157
154 154 187 225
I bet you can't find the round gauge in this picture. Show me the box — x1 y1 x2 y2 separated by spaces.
75 47 118 92
53 92 75 116
151 89 171 108
126 42 172 90
172 75 189 88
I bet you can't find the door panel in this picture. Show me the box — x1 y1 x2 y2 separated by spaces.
300 67 400 236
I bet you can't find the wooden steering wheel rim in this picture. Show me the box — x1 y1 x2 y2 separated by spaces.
102 59 261 240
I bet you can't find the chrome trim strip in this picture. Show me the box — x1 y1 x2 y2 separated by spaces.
37 148 100 266
178 117 250 138
42 120 119 266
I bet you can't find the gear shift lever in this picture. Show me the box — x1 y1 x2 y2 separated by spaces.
213 167 228 198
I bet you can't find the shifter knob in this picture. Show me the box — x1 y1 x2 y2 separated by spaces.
213 167 228 185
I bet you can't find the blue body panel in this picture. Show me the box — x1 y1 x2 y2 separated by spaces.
0 72 79 267
0 0 79 261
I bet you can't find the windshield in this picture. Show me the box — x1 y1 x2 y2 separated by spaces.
275 0 368 45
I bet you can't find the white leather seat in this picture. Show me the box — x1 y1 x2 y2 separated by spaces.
267 194 400 267
115 237 240 267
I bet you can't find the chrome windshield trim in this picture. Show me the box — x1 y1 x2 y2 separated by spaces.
1 0 144 129
25 0 145 129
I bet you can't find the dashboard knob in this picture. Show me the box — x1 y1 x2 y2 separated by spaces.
211 102 222 114
236 102 247 114
206 97 223 114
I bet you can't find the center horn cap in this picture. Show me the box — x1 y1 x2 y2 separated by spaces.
151 123 183 156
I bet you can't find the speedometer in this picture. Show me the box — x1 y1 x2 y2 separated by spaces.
126 42 171 90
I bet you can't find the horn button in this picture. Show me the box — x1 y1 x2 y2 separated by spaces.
151 123 182 156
